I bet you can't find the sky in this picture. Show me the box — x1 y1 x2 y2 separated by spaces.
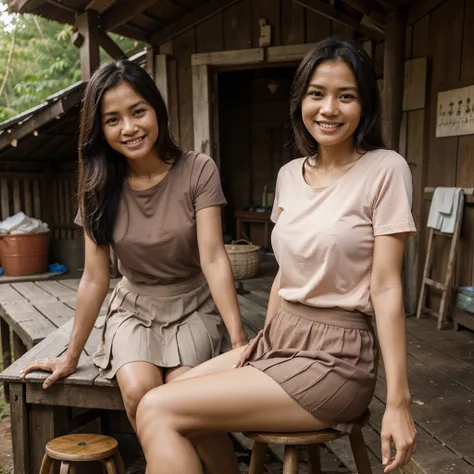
1 2 16 33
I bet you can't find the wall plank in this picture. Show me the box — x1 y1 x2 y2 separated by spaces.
196 12 224 53
281 0 305 45
174 28 196 150
426 0 463 310
223 0 252 50
305 9 331 43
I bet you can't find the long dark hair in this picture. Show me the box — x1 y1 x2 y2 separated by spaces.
78 60 182 246
290 37 385 156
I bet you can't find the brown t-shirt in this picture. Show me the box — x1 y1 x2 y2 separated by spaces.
271 149 416 315
76 151 227 285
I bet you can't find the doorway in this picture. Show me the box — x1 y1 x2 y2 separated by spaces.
218 66 298 246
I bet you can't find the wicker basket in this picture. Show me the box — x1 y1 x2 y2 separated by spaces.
225 239 261 280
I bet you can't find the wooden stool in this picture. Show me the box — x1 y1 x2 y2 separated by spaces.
39 434 126 474
244 411 372 474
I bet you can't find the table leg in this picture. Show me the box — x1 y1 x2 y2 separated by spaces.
9 383 30 474
12 333 26 361
30 404 69 474
1 319 11 401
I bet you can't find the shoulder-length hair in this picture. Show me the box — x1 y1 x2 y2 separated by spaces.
78 59 182 246
290 37 385 156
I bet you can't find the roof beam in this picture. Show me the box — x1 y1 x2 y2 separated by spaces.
372 0 397 9
98 28 127 59
0 89 83 151
150 0 242 45
113 24 150 43
102 0 159 31
7 0 44 13
294 0 384 40
86 0 119 14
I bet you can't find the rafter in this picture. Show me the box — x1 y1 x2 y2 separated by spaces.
7 0 44 14
86 0 119 14
102 0 158 31
45 0 78 14
98 29 127 59
372 0 397 9
294 0 384 40
150 0 241 45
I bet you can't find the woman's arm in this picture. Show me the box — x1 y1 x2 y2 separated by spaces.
21 232 111 388
371 233 416 473
196 206 247 348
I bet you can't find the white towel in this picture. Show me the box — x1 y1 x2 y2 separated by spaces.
427 187 464 234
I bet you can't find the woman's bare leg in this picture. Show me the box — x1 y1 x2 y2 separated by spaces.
165 363 241 474
137 351 327 474
116 361 164 431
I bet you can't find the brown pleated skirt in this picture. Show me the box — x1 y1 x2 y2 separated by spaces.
243 300 378 433
93 273 224 379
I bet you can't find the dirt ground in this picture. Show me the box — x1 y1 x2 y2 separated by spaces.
0 403 13 474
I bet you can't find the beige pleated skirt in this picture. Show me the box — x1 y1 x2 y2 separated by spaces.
93 273 224 379
243 300 378 433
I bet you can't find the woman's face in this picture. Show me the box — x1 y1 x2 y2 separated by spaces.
301 59 362 150
101 81 159 161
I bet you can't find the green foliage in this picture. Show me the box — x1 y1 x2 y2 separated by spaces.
0 2 144 122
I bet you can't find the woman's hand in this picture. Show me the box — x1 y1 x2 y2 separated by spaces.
20 354 78 390
380 404 417 472
231 326 249 349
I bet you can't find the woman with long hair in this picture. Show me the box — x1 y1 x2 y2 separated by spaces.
21 59 247 474
135 37 417 474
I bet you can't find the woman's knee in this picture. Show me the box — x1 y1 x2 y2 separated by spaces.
121 381 159 420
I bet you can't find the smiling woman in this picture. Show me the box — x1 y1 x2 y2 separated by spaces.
20 60 247 474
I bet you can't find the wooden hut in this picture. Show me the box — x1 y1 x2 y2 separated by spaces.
4 0 472 326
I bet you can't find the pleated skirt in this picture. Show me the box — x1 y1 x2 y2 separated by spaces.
243 300 378 433
93 273 224 379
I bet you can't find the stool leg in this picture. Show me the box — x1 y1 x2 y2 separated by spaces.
283 445 299 474
102 458 118 474
39 454 53 474
113 452 127 474
249 441 267 474
59 461 71 474
307 445 322 474
349 428 373 474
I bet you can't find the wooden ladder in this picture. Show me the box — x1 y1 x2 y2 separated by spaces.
416 204 463 329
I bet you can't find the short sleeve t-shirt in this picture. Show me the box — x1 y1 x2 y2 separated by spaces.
75 151 227 285
271 149 416 315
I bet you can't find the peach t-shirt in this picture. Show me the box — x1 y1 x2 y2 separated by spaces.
271 149 416 315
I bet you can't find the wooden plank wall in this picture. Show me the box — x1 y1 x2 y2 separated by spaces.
52 173 76 241
403 0 474 314
0 174 44 223
159 0 355 152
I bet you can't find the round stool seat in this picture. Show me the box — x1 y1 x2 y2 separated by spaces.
46 434 118 462
244 428 345 445
244 408 370 445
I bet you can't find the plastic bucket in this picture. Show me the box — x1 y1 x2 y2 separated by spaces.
0 232 51 276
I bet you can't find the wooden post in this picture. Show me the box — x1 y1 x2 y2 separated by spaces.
76 10 100 81
146 46 156 81
382 10 406 150
155 54 169 107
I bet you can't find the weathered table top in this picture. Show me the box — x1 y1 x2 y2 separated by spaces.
0 278 119 349
0 314 125 409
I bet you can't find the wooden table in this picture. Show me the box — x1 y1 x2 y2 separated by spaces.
0 316 123 474
0 279 118 371
234 210 273 250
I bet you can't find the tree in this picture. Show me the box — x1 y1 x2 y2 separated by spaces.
0 3 144 122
